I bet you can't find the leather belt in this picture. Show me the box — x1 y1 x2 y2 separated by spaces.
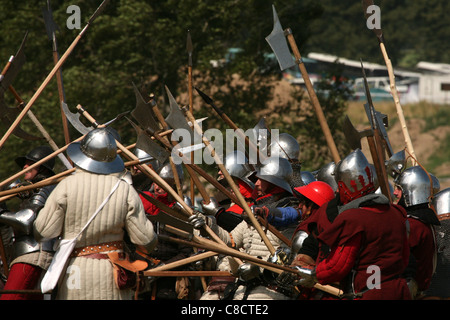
70 241 123 258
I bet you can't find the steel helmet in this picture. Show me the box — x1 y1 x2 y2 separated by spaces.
224 150 255 189
394 166 440 207
316 161 338 191
256 156 293 194
335 149 376 203
432 188 450 217
158 161 184 186
15 145 55 174
300 171 316 185
385 150 406 178
294 181 335 207
269 133 300 161
67 127 124 174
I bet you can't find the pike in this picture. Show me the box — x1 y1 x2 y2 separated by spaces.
42 0 71 147
360 60 392 201
362 0 416 165
181 105 278 256
0 36 73 169
0 32 43 142
186 30 196 208
0 0 110 151
266 5 341 164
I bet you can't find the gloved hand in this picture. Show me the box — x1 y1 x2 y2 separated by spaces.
294 266 317 288
188 212 207 229
252 206 270 219
237 263 261 282
201 198 224 216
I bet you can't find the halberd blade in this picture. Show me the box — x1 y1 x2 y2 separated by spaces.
61 102 93 135
164 86 194 147
131 83 161 133
265 5 295 71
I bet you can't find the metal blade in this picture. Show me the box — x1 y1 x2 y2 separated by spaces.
127 117 169 164
164 86 194 147
343 115 373 150
42 0 60 41
364 105 394 157
88 0 111 24
131 83 161 133
362 0 384 43
186 30 193 67
265 5 295 71
61 102 93 135
0 97 42 141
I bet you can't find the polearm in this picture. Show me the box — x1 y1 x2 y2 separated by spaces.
0 0 110 151
266 5 341 164
362 0 416 166
187 30 196 206
42 0 71 147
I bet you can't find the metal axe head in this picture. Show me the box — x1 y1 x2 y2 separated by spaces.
0 97 42 141
62 102 94 135
343 115 373 150
265 5 295 71
0 32 28 94
164 86 194 147
131 82 161 134
363 104 394 157
126 117 169 164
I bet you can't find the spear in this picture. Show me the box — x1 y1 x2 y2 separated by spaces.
362 0 416 165
186 30 196 204
0 0 110 151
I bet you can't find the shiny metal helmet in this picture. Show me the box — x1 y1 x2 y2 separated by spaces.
269 133 300 161
385 150 406 179
224 150 255 189
158 161 184 187
133 147 161 171
300 171 316 185
335 149 376 203
432 188 450 217
256 156 293 194
316 161 338 192
15 145 55 174
67 127 124 174
394 166 440 207
253 118 270 154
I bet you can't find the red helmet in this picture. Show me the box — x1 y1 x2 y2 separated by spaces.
294 181 335 207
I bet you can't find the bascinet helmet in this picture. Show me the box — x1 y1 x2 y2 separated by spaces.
224 150 255 189
316 161 338 191
294 181 335 207
256 156 293 194
15 145 55 174
300 171 316 185
394 166 440 207
67 127 124 174
158 161 184 187
385 149 406 179
335 149 376 204
269 133 300 161
432 188 450 218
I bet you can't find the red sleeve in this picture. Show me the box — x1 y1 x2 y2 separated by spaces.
316 233 362 284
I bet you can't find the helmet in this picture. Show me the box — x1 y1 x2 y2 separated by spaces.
300 171 316 185
158 161 184 186
335 149 376 204
294 181 335 207
256 156 293 194
269 133 300 161
133 147 161 171
394 166 440 207
67 127 124 174
224 150 255 189
432 188 450 217
15 145 55 174
316 162 338 191
385 150 406 178
253 118 270 154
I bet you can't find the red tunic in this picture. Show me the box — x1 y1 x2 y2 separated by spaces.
316 203 411 300
139 192 175 216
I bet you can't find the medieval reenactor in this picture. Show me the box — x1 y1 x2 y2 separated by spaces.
394 166 441 299
0 146 57 300
34 128 157 300
291 149 411 300
425 188 450 299
190 156 297 300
